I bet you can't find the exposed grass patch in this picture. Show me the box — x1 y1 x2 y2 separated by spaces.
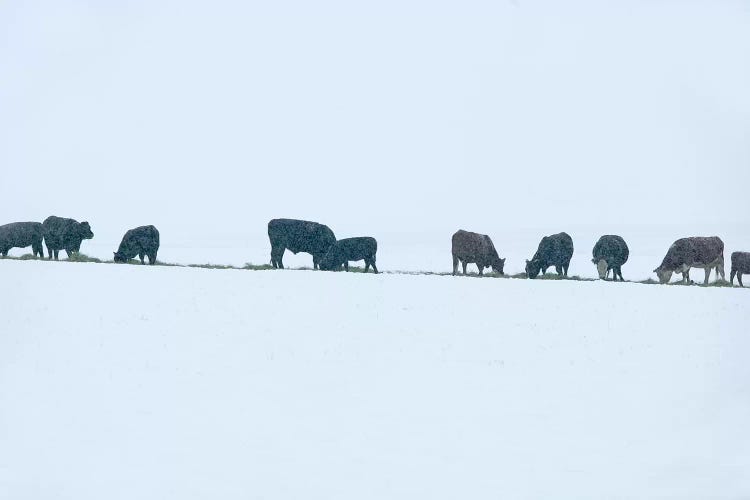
0 253 43 260
386 270 452 277
66 253 102 263
244 263 274 271
530 273 595 282
700 279 733 288
188 263 236 270
638 278 660 285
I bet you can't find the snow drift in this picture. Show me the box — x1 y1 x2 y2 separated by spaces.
1 259 748 499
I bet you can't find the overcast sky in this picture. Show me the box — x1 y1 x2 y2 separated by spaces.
1 0 748 261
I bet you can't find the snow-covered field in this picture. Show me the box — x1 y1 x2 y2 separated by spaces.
1 259 749 499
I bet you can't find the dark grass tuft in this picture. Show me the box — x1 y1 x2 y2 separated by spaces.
188 263 236 270
531 273 595 282
244 263 274 271
66 253 102 263
700 279 733 288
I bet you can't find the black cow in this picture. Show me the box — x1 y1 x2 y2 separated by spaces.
268 218 336 270
592 235 629 281
451 229 505 276
730 251 750 287
319 237 378 273
114 225 160 265
525 232 574 278
654 236 725 284
42 216 94 260
0 222 44 257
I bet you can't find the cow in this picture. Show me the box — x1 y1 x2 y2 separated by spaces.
42 216 94 260
451 230 505 276
319 237 378 273
730 251 750 287
525 232 574 278
653 236 725 284
0 222 44 257
591 235 629 281
268 218 336 270
113 225 160 265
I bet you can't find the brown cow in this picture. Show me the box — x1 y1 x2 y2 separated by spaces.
654 236 725 284
451 230 505 276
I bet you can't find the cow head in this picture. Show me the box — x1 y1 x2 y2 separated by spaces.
654 266 673 284
525 259 541 278
492 257 506 275
595 259 608 279
79 222 94 239
318 250 339 271
113 252 126 263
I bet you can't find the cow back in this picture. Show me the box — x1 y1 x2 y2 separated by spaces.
268 218 336 255
658 236 724 271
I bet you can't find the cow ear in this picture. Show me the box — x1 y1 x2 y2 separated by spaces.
525 259 529 264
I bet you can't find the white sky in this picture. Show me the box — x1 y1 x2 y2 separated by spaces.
1 0 749 265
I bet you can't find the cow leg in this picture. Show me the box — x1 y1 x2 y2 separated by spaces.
371 262 378 274
149 252 157 265
54 249 59 260
344 261 349 272
555 265 562 276
452 255 459 276
271 247 284 269
462 261 468 275
704 267 711 285
46 244 52 259
478 265 483 276
717 263 726 281
617 267 624 282
139 253 145 265
683 269 691 284
730 269 736 285
738 273 744 287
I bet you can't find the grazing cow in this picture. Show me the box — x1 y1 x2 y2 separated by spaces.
451 230 505 276
319 237 378 273
525 232 574 278
42 216 94 260
0 222 44 257
654 236 725 284
592 235 629 281
113 225 160 265
268 218 336 270
730 251 750 287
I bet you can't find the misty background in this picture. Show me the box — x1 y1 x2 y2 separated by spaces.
2 0 749 276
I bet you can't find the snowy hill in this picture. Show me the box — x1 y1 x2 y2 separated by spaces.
1 259 748 499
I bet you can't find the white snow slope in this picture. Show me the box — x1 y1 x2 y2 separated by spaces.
1 259 749 500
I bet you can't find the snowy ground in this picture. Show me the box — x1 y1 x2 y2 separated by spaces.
1 259 749 499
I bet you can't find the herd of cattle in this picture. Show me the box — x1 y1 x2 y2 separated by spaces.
1 216 749 286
